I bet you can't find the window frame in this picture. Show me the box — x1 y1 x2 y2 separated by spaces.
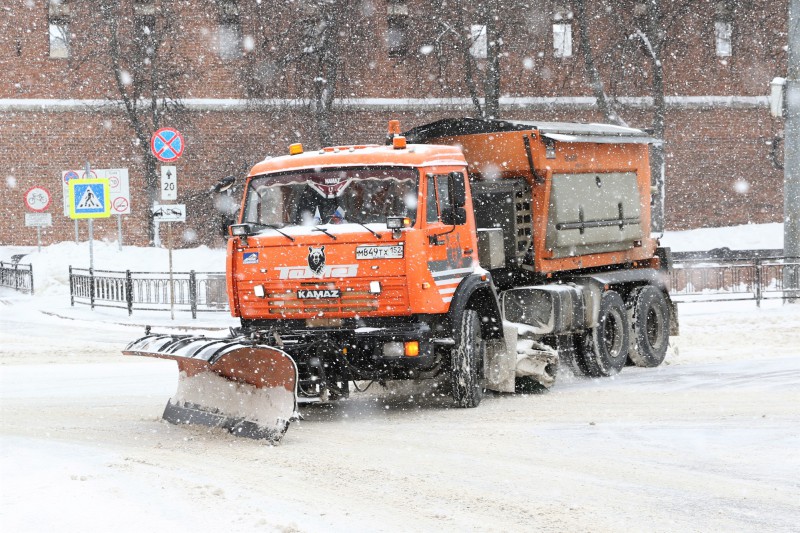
48 19 70 59
552 22 573 58
469 24 487 59
715 20 732 57
426 174 453 224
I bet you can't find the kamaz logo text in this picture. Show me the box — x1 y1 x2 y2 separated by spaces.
274 265 358 280
297 289 341 299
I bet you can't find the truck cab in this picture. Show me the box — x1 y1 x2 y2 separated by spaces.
226 140 501 405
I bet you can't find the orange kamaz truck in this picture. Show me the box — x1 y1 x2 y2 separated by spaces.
125 118 677 442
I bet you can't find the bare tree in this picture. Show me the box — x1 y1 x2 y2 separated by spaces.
239 1 359 148
428 0 503 119
574 0 695 232
574 0 627 126
74 0 187 243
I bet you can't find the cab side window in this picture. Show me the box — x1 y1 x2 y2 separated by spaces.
426 174 453 223
426 176 439 222
436 175 452 221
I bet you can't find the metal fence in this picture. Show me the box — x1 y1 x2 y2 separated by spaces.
69 267 228 318
0 261 33 294
670 255 800 305
65 253 800 318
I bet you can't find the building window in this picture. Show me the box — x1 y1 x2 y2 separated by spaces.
553 9 573 58
217 0 241 59
49 21 69 58
48 1 70 58
387 1 409 58
715 21 732 57
469 24 487 59
715 2 733 57
133 0 157 59
553 23 572 58
218 23 242 59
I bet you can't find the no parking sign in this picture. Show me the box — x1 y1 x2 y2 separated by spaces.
151 128 184 162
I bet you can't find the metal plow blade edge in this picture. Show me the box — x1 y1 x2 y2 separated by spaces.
123 334 299 443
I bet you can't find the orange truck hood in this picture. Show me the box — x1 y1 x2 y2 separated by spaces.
228 225 411 320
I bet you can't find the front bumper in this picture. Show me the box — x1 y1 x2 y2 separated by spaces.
240 317 444 399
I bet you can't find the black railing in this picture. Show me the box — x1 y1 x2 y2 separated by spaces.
0 261 33 294
65 253 800 318
670 255 800 305
69 267 228 318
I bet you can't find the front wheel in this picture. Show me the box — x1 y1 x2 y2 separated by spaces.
451 309 484 408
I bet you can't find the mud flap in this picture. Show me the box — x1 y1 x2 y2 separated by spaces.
123 334 298 443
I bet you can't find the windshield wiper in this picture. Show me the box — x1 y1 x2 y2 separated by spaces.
249 223 295 242
313 226 337 240
354 222 381 239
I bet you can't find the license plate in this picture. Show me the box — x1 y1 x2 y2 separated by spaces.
297 289 341 299
355 244 404 260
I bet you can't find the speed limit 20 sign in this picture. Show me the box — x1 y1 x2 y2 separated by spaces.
161 166 177 200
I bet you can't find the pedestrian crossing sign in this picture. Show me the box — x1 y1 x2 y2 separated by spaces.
69 178 111 219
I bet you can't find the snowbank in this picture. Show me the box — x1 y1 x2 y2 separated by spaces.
660 222 782 251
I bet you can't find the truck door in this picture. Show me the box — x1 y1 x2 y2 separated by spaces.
424 172 474 304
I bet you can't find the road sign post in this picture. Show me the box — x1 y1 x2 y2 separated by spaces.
152 203 186 320
150 128 184 317
25 213 52 252
24 186 52 252
68 163 111 271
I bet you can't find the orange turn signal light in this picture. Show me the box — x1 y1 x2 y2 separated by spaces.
289 143 304 155
404 341 419 357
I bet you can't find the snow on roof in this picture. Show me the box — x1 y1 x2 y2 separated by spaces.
248 143 466 177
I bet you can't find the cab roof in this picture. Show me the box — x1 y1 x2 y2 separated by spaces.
248 143 466 178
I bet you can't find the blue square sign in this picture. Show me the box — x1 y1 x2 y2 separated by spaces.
69 178 111 219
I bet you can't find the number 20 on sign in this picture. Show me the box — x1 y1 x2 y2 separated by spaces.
161 166 177 201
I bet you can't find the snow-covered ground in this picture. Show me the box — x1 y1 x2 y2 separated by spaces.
2 223 799 532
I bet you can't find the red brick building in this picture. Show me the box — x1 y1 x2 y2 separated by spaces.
0 0 787 247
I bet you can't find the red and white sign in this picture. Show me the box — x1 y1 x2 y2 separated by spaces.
112 196 129 213
24 186 51 212
150 128 185 162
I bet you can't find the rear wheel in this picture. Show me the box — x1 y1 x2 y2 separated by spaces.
576 290 629 377
626 285 670 367
451 309 484 408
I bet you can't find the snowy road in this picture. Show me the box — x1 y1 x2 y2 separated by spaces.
2 297 800 532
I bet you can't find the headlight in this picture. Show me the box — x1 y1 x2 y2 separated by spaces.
386 217 410 229
230 224 250 236
382 342 404 357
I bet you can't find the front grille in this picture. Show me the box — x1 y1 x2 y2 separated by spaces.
242 277 408 318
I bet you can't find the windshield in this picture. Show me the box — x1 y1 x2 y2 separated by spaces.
242 167 419 227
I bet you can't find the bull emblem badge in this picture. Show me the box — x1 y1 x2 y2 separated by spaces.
307 246 326 277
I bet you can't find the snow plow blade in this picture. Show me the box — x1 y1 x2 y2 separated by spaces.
123 334 298 443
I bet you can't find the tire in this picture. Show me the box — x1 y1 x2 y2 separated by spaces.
451 309 484 408
576 290 629 377
626 285 670 368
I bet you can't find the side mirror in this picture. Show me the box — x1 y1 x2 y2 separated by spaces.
448 171 466 208
214 175 236 193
